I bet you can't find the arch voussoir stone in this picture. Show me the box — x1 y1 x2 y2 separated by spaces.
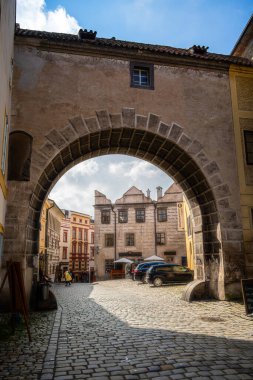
69 115 88 136
136 115 148 130
45 129 67 149
122 107 135 128
147 113 160 133
110 113 122 129
96 110 112 130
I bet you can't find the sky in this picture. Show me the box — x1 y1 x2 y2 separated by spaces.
16 1 252 217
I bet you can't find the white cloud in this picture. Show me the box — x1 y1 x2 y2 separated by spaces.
16 0 80 33
69 161 99 177
109 160 157 181
49 156 173 217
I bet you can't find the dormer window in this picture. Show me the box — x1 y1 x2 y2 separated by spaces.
130 62 154 90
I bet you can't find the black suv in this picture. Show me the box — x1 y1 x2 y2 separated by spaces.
146 264 193 286
133 261 167 282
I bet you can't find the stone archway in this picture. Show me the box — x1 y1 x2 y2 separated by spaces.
4 108 244 301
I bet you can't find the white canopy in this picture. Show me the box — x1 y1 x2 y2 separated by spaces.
144 255 165 261
114 258 133 264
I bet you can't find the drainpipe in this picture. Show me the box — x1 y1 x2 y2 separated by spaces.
111 206 117 268
154 202 157 256
45 201 55 276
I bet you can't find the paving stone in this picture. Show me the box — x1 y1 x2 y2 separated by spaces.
0 282 253 380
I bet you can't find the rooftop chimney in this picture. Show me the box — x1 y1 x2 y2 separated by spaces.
147 189 151 198
156 186 163 200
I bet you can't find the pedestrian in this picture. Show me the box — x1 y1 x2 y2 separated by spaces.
64 270 72 286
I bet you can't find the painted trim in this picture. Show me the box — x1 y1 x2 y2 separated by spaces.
0 167 8 199
0 223 4 234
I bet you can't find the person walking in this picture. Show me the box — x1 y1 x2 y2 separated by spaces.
64 270 72 286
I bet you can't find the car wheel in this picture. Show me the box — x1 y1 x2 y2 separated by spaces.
153 277 163 287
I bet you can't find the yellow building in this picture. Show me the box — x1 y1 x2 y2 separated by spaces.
230 15 253 278
183 196 194 271
0 0 16 265
39 199 64 281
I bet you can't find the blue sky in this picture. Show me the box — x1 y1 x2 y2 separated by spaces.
18 0 252 54
16 1 252 216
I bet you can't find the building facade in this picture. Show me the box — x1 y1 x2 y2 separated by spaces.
58 210 71 279
59 210 94 282
39 199 64 281
94 184 187 280
230 16 253 278
0 0 16 270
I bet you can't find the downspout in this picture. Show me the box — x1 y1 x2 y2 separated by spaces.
45 201 55 276
111 206 117 268
154 202 157 256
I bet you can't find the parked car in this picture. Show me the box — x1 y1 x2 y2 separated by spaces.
146 264 193 287
133 261 167 282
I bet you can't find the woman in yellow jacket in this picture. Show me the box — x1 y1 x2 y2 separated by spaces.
64 270 72 286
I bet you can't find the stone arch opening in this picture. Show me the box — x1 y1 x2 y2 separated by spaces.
28 127 223 297
5 109 244 302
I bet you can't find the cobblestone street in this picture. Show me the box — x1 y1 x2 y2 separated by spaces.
1 280 253 380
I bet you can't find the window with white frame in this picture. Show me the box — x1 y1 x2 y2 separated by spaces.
105 233 114 247
130 62 154 90
157 208 167 222
125 233 135 246
156 232 165 245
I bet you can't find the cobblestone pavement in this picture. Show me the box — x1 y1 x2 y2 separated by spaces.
1 280 253 380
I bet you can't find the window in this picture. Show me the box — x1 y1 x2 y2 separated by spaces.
136 209 145 223
118 209 128 223
78 243 82 254
63 230 68 242
101 209 110 224
90 246 94 258
187 216 192 237
173 266 189 272
125 233 135 246
130 62 154 90
157 208 167 222
156 232 165 245
73 217 76 222
91 232 94 244
84 230 88 241
72 227 76 239
84 243 88 254
72 243 76 254
244 131 253 165
79 261 82 270
78 228 82 240
177 203 184 230
105 234 114 247
79 219 82 223
1 113 9 176
62 247 67 260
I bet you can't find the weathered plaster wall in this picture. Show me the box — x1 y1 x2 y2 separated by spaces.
6 41 245 300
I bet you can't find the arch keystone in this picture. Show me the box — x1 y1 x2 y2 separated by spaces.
110 113 122 129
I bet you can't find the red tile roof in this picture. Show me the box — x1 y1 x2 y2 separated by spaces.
15 28 253 67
